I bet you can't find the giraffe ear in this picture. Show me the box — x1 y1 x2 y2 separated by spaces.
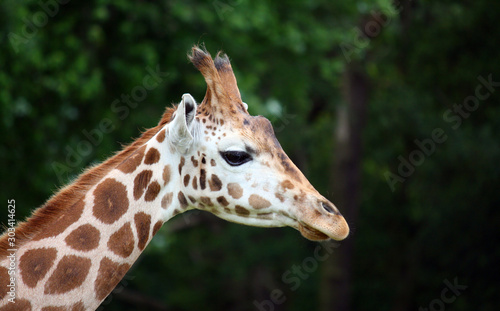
169 93 198 154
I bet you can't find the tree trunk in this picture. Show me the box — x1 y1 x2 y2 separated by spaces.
319 64 368 311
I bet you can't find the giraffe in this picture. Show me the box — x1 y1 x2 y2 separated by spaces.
0 46 349 310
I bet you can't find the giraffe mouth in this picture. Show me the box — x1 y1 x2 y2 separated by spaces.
294 211 349 241
298 222 330 241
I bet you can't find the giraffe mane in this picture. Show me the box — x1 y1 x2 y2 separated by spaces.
0 106 177 258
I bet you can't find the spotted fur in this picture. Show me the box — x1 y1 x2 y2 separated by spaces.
0 45 349 310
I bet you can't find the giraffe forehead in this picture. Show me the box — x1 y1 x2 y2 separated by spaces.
200 112 279 151
240 116 281 153
237 117 304 183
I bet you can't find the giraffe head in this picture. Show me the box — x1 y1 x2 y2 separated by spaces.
167 46 349 241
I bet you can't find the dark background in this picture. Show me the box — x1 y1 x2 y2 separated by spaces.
1 0 499 310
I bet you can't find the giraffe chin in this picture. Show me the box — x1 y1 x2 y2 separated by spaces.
298 223 330 241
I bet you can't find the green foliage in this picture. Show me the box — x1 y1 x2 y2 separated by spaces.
1 0 498 310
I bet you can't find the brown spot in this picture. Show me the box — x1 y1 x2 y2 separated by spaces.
178 192 189 209
144 147 161 165
188 195 196 203
0 299 32 311
178 156 185 175
152 220 163 236
42 307 65 311
235 205 250 216
191 156 199 167
281 180 295 190
227 183 243 199
209 174 222 191
210 159 216 166
200 169 207 190
172 209 182 216
249 194 271 210
18 248 57 288
33 199 84 241
94 257 130 301
117 145 146 174
133 170 153 200
201 157 206 164
145 181 161 202
217 196 229 207
161 192 173 209
134 212 151 251
44 255 91 294
275 192 285 202
65 224 100 252
192 176 198 190
160 166 170 188
0 266 8 299
108 222 134 258
200 196 213 206
156 129 166 143
183 174 191 187
70 302 86 311
93 178 129 224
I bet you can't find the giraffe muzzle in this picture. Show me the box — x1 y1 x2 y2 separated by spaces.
296 201 349 241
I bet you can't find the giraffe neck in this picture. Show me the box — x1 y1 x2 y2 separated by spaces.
0 122 186 310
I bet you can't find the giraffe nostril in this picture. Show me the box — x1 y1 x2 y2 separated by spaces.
321 202 336 214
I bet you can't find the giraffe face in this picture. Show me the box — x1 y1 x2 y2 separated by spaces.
167 46 349 241
169 93 349 241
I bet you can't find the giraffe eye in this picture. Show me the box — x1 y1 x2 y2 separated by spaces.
220 151 252 166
